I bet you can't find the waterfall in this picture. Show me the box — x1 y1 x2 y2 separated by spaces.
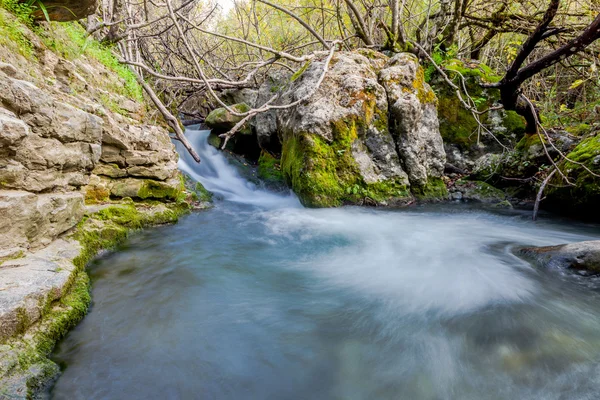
175 126 301 209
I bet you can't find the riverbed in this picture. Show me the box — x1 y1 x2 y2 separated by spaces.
49 128 600 399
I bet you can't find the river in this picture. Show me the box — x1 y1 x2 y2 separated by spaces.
49 127 600 399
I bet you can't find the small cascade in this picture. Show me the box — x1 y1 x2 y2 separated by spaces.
175 126 300 209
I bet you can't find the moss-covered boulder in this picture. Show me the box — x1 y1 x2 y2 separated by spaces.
449 179 510 206
205 103 251 135
277 51 423 207
545 131 600 219
275 51 447 207
430 59 526 169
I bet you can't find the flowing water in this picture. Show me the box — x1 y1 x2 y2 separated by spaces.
50 128 600 400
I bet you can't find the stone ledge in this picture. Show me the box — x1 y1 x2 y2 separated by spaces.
0 201 195 398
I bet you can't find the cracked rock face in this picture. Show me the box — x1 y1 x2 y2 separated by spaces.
0 61 180 260
379 53 446 188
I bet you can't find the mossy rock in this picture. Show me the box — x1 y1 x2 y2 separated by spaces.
257 150 286 190
281 116 412 207
205 103 251 135
455 180 507 204
412 177 449 201
546 133 600 219
431 59 526 151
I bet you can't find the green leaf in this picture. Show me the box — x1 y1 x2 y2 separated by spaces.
569 79 586 90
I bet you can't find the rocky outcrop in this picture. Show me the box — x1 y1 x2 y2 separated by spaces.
518 241 600 272
0 65 182 261
270 50 447 207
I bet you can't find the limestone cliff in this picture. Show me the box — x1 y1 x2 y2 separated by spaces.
0 11 184 262
0 9 199 397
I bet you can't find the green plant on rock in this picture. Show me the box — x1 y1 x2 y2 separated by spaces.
258 151 285 186
0 6 34 57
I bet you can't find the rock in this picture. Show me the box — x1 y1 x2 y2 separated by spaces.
108 177 183 200
255 71 290 151
221 88 258 108
0 191 84 257
545 130 600 219
205 103 251 134
51 102 103 143
274 51 448 207
92 163 127 178
451 180 508 205
127 162 178 181
518 240 600 272
276 51 413 207
379 53 447 197
0 108 29 147
0 62 18 78
430 59 526 169
33 0 97 21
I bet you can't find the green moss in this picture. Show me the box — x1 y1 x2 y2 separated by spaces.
434 60 524 149
5 270 90 397
257 151 285 186
205 103 251 135
207 133 222 149
281 110 413 207
502 111 526 135
282 132 344 207
565 123 591 136
443 59 501 83
437 94 479 147
547 134 600 217
194 182 213 202
290 61 310 82
515 133 545 152
137 180 183 200
412 177 448 200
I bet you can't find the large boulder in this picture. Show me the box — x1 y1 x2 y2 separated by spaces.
275 50 446 207
277 51 412 207
518 240 600 272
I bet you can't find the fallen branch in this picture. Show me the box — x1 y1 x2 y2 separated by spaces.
533 168 556 221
